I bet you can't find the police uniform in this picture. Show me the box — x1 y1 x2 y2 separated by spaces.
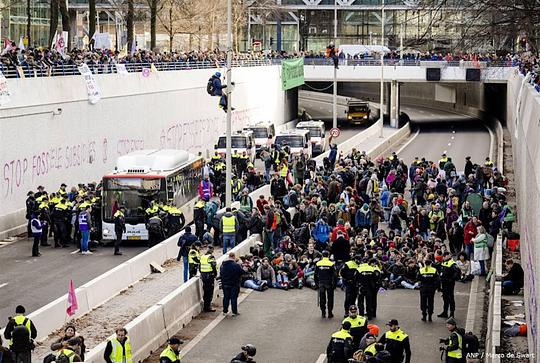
379 327 411 363
113 210 126 255
439 259 460 318
417 264 440 321
445 330 464 363
342 315 368 350
340 260 359 314
188 247 200 278
326 327 353 363
159 346 180 363
147 215 164 248
314 257 337 317
357 263 377 319
199 252 217 311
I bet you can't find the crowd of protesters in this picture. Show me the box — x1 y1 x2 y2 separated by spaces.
515 52 540 92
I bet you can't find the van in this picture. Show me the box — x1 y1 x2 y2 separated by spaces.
295 120 326 155
274 129 312 158
243 122 276 154
215 130 256 163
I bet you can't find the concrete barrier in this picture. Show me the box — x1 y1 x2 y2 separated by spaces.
83 234 260 363
367 123 411 158
82 262 134 310
485 234 503 362
125 243 169 283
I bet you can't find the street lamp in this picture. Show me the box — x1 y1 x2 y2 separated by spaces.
378 0 385 138
225 0 233 207
332 0 338 130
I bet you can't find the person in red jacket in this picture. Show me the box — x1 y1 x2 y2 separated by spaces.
463 217 479 259
331 219 349 242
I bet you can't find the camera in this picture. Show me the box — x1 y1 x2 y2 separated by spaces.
439 338 449 345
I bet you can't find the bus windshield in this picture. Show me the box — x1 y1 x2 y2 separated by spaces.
217 136 248 149
349 105 369 113
102 177 166 223
275 135 305 148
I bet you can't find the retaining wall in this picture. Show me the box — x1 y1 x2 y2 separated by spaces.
0 65 295 238
506 69 540 360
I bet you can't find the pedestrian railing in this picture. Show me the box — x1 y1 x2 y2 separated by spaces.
1 57 515 79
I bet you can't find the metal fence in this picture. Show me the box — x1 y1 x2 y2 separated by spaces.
0 57 514 79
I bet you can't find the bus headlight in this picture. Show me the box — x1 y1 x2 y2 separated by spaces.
363 115 368 119
347 116 352 120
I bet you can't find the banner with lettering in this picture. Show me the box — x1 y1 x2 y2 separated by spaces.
78 64 101 104
0 71 10 106
281 57 305 91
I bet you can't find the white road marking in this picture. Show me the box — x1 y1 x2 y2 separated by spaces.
451 136 455 140
71 249 80 254
484 124 495 160
448 143 452 146
443 150 447 154
396 128 420 154
179 289 255 357
452 130 456 134
0 283 8 289
316 354 327 363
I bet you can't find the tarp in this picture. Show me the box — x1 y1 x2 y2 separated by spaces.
281 58 305 91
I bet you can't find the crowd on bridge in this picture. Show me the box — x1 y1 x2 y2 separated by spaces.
515 52 540 92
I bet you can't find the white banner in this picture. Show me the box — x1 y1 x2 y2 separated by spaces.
77 64 101 104
93 32 112 50
115 63 129 75
54 31 68 57
0 71 10 106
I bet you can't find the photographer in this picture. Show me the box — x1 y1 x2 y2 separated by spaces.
231 344 256 362
440 318 465 363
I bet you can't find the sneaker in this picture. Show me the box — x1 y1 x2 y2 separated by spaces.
222 311 228 316
232 312 240 317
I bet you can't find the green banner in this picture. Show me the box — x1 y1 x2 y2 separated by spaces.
282 58 305 90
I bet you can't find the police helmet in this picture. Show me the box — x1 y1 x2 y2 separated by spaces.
215 71 221 77
242 344 256 356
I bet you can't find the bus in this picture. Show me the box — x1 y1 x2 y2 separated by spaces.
214 130 256 163
243 122 276 154
295 120 326 155
101 149 203 241
346 100 371 124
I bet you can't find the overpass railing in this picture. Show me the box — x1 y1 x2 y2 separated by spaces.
1 57 513 79
0 58 273 79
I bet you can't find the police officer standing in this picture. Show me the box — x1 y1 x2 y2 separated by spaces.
188 242 201 279
342 305 368 351
379 319 411 363
159 337 183 363
147 213 165 248
113 207 126 256
441 318 465 363
3 305 37 363
340 254 361 316
417 259 440 322
314 250 337 318
326 321 353 363
200 246 217 312
438 252 461 319
357 258 376 319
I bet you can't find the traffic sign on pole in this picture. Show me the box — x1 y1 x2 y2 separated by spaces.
330 127 341 138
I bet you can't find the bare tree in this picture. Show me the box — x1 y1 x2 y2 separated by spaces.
157 0 183 52
126 0 135 51
89 0 96 41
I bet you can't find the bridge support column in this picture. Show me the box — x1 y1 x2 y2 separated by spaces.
390 80 400 128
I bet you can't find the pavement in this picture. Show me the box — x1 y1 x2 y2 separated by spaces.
0 123 364 327
181 102 491 362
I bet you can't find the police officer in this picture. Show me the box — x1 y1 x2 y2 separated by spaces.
159 337 183 363
200 246 217 312
104 328 132 363
438 252 461 318
442 318 465 363
417 259 440 322
379 319 411 363
193 199 206 241
314 250 337 318
113 207 126 256
439 153 449 169
340 254 361 316
326 321 353 363
167 205 185 237
188 242 201 279
52 198 70 248
147 213 165 248
25 191 36 236
342 305 368 351
357 258 377 319
3 305 37 363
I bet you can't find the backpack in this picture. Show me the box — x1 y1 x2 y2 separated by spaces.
461 331 480 356
206 77 215 95
56 350 75 363
283 191 295 208
11 318 30 347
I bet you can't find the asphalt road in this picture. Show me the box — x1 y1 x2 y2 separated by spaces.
0 123 365 326
183 101 491 363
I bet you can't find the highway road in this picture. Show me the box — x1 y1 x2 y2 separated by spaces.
182 98 491 363
0 123 364 325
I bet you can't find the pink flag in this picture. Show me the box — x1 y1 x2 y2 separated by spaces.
66 279 78 317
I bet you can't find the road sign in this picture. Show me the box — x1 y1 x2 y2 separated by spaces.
330 127 341 138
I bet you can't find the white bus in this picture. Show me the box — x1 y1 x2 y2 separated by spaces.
215 130 256 163
295 120 327 155
101 149 203 241
243 122 276 153
274 129 312 158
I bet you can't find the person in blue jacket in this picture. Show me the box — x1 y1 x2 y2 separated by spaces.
210 72 234 112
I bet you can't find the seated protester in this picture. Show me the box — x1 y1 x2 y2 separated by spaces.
240 255 268 292
400 259 420 289
275 255 292 289
502 259 524 295
298 254 317 289
305 240 323 265
256 257 277 288
456 252 473 282
54 325 86 361
279 236 301 256
287 259 304 289
387 260 406 289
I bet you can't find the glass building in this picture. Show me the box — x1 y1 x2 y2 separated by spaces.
245 0 518 53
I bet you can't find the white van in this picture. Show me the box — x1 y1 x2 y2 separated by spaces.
215 130 256 163
274 129 312 158
243 122 276 154
295 120 326 155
